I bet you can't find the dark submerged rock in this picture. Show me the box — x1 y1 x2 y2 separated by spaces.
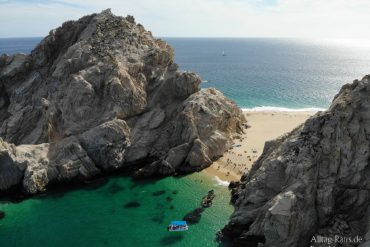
0 211 5 219
107 182 125 194
159 235 184 246
151 211 165 224
183 207 204 224
124 201 141 208
152 190 166 196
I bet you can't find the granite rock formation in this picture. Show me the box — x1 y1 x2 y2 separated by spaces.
223 76 370 247
0 9 245 194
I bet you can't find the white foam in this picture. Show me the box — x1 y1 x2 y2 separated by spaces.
242 106 326 112
214 176 230 187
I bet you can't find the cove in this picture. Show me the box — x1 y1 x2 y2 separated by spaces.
0 172 233 247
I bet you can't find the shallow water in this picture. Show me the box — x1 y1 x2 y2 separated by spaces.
0 173 233 247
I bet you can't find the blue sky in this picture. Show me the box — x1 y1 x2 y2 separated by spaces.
0 0 370 39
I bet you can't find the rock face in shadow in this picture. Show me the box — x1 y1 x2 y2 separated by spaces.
222 76 370 247
0 9 245 194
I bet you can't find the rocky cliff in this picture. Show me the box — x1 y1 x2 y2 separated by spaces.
222 76 370 246
0 9 245 195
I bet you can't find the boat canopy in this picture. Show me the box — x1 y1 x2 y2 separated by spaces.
170 221 187 226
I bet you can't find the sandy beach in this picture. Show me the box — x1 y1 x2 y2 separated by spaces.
204 110 317 182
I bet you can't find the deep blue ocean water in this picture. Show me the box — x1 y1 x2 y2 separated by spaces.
0 37 41 54
2 37 370 109
166 38 370 110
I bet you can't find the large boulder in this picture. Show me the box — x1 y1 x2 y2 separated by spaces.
222 76 370 247
0 9 245 194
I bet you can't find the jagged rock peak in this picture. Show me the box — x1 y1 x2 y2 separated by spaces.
222 75 370 247
0 10 246 195
0 9 177 145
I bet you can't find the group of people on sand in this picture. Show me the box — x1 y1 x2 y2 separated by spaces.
218 146 259 175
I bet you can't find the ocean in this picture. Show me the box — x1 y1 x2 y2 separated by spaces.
166 38 370 110
2 37 370 110
1 37 370 246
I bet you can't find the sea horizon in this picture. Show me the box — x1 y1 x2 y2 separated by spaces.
2 37 370 111
1 3 370 246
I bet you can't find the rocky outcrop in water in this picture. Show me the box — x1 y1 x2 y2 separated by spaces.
183 189 216 224
0 9 245 194
222 76 370 246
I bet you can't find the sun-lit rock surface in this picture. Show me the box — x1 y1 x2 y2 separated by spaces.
0 9 245 194
223 76 370 246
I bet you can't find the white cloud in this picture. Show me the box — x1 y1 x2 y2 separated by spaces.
0 0 370 39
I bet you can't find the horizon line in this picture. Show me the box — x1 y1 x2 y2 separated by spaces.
1 36 370 41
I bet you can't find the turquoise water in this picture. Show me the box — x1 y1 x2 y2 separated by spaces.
0 173 232 247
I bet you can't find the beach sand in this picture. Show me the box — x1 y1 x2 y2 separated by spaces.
203 110 316 182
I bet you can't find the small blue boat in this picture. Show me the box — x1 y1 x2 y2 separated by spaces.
167 221 189 232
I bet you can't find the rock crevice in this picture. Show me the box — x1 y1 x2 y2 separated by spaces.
223 76 370 247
